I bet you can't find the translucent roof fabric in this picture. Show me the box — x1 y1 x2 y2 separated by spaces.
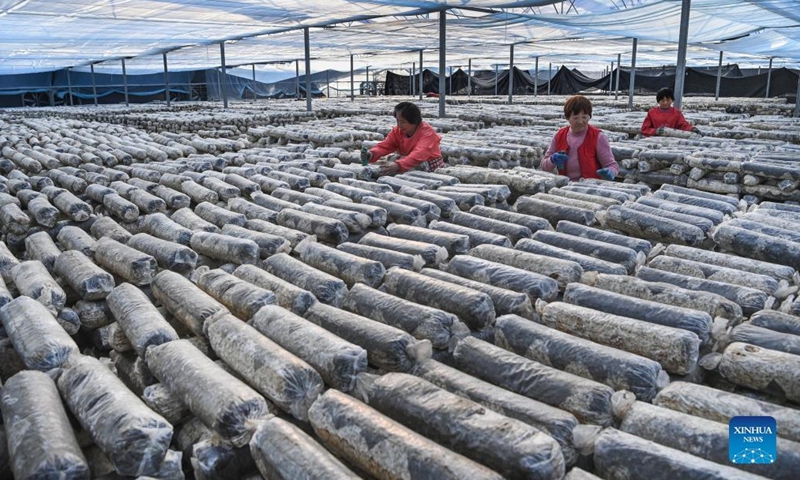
0 0 798 75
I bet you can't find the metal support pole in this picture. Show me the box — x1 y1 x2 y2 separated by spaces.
438 9 446 118
90 63 98 106
350 54 354 101
411 62 416 96
304 27 312 112
535 56 539 97
295 59 300 98
494 64 498 96
220 43 229 108
326 70 330 98
252 64 257 102
609 61 614 95
121 59 129 106
548 63 552 95
365 66 370 96
468 58 472 97
674 0 691 109
715 51 723 101
794 75 800 117
766 57 773 99
449 66 453 95
66 67 74 106
628 38 637 109
615 53 621 100
163 53 171 107
419 49 423 101
508 44 515 104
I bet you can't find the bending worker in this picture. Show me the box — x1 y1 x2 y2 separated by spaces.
361 102 444 176
540 95 619 181
641 87 701 136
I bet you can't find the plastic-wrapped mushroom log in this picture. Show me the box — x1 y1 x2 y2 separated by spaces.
452 336 615 426
532 230 643 275
442 255 560 303
712 342 800 403
636 196 725 225
205 314 323 422
0 275 12 310
93 237 157 286
337 242 424 272
1 371 90 480
537 302 701 376
245 219 310 249
514 196 596 227
304 302 432 373
580 272 743 322
271 187 324 206
358 232 447 267
0 202 31 234
382 267 495 331
58 355 173 476
110 183 167 214
496 314 668 402
750 310 800 336
146 339 271 447
57 226 96 257
364 373 565 480
102 193 140 222
47 189 92 222
398 187 458 218
197 268 276 321
614 393 800 479
277 208 349 244
467 244 582 290
591 428 770 480
447 211 532 244
302 202 372 234
194 202 247 228
469 205 551 234
171 207 219 233
711 224 800 271
647 255 782 297
227 197 278 223
24 231 61 272
664 244 796 284
141 213 193 245
190 231 260 266
429 220 513 248
11 260 67 315
142 383 189 425
603 205 707 247
379 191 441 223
654 381 800 444
263 253 347 307
362 196 425 226
220 224 291 259
0 241 19 283
429 189 485 212
107 283 179 357
249 416 361 480
90 216 132 243
308 389 506 480
233 264 317 315
250 305 367 393
386 224 469 257
295 238 384 288
151 270 229 337
225 174 260 196
415 359 581 467
251 192 302 214
636 266 769 316
563 283 713 345
127 233 198 273
421 268 535 319
27 195 60 228
53 250 115 300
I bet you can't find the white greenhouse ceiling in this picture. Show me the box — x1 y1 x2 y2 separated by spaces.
0 0 798 75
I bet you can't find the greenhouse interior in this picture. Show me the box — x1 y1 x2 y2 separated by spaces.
1 1 800 479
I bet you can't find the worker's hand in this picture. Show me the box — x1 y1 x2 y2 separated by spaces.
691 127 703 136
360 146 372 166
656 127 666 136
551 151 568 169
378 162 401 176
596 168 616 181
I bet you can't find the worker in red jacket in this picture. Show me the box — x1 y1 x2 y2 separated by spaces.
360 102 444 176
641 87 701 136
540 95 619 182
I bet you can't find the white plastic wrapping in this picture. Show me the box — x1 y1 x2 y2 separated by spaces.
107 282 179 357
263 253 347 307
190 231 260 265
0 296 78 370
470 243 583 289
24 231 61 272
276 208 349 244
142 212 194 245
93 237 158 285
220 224 291 258
90 216 133 243
336 242 424 271
128 232 198 273
443 254 560 303
57 225 96 257
54 250 115 300
233 264 317 315
12 260 67 314
295 238 385 288
151 270 229 337
171 207 219 233
196 268 276 321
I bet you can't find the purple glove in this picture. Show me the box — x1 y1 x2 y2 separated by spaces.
551 151 568 169
596 168 616 181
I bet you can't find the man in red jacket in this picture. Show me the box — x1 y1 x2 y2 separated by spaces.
540 95 619 182
641 87 701 136
361 102 444 176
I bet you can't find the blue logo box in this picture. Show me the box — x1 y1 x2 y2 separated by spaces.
729 416 777 464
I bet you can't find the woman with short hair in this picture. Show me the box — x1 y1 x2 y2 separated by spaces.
540 95 619 181
640 87 700 136
361 102 444 176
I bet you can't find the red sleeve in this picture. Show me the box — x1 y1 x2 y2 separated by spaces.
369 127 402 162
640 110 657 137
395 127 442 172
596 133 619 175
673 109 693 132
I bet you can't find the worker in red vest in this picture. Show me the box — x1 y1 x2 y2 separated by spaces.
540 95 619 181
640 87 701 136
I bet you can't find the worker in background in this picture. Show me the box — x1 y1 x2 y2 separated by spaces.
641 87 702 136
360 102 444 176
540 95 619 182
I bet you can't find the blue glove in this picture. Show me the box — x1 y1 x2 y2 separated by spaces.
551 151 568 169
360 146 372 166
597 168 616 181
